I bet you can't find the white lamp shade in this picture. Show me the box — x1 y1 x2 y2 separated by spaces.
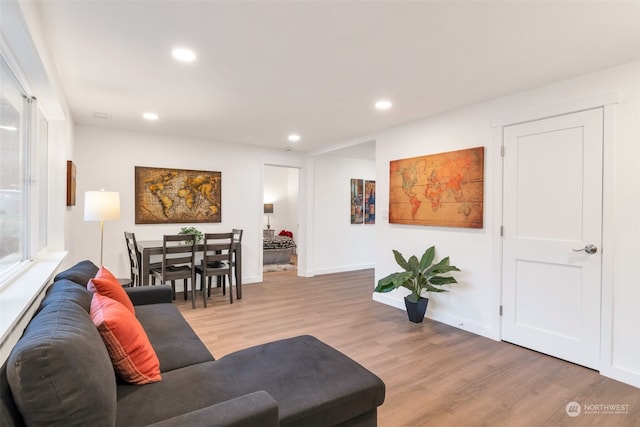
84 190 120 221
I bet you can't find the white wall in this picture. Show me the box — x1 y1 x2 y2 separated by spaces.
311 155 376 275
71 125 305 285
71 126 378 284
372 61 640 388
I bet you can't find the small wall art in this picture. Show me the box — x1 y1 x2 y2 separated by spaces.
364 180 376 224
389 147 484 228
350 178 364 224
135 166 221 224
66 161 76 206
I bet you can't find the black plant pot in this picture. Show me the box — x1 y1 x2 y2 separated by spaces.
404 297 429 323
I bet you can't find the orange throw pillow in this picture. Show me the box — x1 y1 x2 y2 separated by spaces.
88 266 135 314
90 293 161 384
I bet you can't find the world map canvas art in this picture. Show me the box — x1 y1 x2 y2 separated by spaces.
135 166 221 224
389 147 484 228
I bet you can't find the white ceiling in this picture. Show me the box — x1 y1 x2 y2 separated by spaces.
34 1 640 155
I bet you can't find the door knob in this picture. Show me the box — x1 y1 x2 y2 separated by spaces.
573 244 597 254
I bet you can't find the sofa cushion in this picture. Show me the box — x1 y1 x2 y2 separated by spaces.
39 278 93 313
115 336 384 427
210 335 385 426
53 259 99 286
135 303 214 372
90 293 161 384
145 391 279 427
6 297 117 426
88 266 136 314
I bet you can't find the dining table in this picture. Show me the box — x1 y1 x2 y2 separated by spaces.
136 239 242 299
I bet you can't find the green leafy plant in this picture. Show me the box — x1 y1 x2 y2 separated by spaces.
374 246 460 303
178 226 203 244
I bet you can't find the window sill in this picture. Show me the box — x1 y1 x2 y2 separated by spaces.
0 250 67 364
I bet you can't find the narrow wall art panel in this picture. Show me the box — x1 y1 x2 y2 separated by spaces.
350 178 364 224
135 166 221 224
364 180 376 224
389 147 484 228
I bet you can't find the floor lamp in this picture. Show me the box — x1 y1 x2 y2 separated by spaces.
84 190 120 266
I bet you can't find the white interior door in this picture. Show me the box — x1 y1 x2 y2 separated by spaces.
502 108 603 370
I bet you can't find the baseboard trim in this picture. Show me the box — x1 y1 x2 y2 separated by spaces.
600 365 640 389
313 263 374 276
372 292 497 340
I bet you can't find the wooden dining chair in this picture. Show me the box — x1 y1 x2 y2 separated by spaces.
205 228 243 292
195 232 235 306
232 228 243 243
124 231 160 286
231 228 243 298
150 234 197 308
124 231 141 286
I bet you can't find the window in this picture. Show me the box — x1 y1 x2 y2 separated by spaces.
0 53 48 282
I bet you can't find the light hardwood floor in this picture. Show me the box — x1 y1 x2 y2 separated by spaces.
175 269 640 427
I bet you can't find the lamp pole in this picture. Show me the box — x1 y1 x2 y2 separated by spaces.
84 190 120 266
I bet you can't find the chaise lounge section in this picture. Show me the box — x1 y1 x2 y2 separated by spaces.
1 260 385 426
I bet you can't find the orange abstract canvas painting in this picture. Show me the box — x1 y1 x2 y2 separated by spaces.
389 147 484 228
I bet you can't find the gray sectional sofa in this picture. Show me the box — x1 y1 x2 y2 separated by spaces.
1 260 385 426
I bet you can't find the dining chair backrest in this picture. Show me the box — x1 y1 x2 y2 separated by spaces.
124 231 140 285
201 232 235 276
230 229 243 268
232 228 243 243
161 234 196 280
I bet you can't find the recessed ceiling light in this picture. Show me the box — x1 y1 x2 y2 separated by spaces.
143 112 159 121
374 100 392 110
172 48 197 62
288 134 301 142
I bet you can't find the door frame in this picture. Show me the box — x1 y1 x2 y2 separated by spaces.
491 92 618 375
260 161 305 283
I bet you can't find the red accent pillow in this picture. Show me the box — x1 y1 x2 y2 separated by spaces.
88 266 135 314
278 230 293 238
90 293 161 384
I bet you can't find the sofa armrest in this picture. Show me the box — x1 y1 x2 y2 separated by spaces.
125 285 173 305
146 391 278 427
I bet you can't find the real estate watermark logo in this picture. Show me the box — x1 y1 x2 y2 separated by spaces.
566 401 630 417
565 401 581 417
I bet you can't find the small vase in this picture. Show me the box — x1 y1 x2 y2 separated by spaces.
404 297 428 323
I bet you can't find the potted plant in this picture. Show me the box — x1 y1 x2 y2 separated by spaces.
178 226 203 244
375 246 460 323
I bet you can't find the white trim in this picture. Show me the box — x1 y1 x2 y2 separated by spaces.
598 104 640 388
372 292 405 310
599 104 616 377
258 161 266 283
260 157 308 278
313 263 374 276
495 96 639 387
428 308 497 340
492 126 504 339
491 92 620 128
372 292 497 339
0 250 67 365
600 366 640 389
301 157 315 277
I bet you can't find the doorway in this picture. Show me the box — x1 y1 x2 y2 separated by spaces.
263 165 300 275
501 108 604 370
